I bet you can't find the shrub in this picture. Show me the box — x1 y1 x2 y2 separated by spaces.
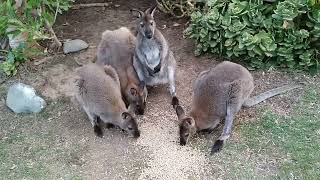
0 0 73 76
183 0 320 73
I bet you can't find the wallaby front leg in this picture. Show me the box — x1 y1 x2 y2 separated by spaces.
133 57 146 84
211 81 241 154
83 107 104 137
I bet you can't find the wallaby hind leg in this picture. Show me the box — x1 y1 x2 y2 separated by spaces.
211 81 242 154
93 116 104 137
83 107 104 137
168 51 177 98
168 65 176 97
211 106 236 153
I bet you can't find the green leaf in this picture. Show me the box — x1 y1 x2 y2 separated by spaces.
7 52 14 62
221 13 231 26
228 20 246 32
224 39 234 47
228 1 248 15
225 30 237 38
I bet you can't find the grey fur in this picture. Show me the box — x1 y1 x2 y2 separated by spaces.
96 27 147 115
74 63 140 138
176 61 299 153
132 6 177 97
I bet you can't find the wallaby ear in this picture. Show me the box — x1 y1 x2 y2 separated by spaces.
130 9 143 18
147 5 157 17
185 118 192 126
130 88 138 96
175 105 185 120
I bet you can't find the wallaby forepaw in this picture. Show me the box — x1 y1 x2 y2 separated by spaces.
94 126 103 137
211 140 224 154
105 123 115 129
172 96 179 107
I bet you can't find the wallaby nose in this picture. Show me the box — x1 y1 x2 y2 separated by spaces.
133 130 140 138
136 108 145 115
180 138 186 146
146 33 152 39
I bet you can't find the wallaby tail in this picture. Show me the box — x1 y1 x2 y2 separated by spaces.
242 84 301 108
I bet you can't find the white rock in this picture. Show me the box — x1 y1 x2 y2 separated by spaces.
6 83 46 113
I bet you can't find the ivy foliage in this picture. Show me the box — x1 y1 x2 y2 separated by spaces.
183 0 320 73
0 0 73 76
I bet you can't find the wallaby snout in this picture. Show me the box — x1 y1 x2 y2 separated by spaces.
180 138 187 146
133 130 140 138
121 112 140 138
135 104 145 115
145 29 153 39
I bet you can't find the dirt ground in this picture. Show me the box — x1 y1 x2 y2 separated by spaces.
1 0 319 179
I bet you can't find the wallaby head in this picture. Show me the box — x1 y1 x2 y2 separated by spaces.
175 105 197 145
121 111 140 138
126 81 147 115
131 6 157 39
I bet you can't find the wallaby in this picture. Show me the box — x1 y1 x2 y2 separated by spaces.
173 61 300 154
130 6 177 104
96 27 147 115
74 63 140 138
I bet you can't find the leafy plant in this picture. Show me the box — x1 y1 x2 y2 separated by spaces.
0 0 74 76
183 0 320 72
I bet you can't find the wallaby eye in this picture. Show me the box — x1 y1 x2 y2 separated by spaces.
128 126 133 131
150 21 154 26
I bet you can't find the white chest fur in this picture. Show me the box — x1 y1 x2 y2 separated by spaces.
140 39 160 68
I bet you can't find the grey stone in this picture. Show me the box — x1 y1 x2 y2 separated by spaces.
63 39 89 54
0 69 6 84
0 36 9 50
6 83 46 113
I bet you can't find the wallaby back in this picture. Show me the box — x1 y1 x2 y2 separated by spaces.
75 63 125 115
175 61 300 154
190 61 254 123
96 27 147 115
74 63 140 138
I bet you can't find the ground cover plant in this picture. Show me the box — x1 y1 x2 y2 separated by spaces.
159 0 320 73
0 0 73 76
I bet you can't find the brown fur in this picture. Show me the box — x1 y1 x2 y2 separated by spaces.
96 27 147 115
74 63 140 138
175 61 299 154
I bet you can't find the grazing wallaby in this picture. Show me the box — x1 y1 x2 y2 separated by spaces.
173 61 300 154
130 6 177 103
74 63 140 138
96 27 147 115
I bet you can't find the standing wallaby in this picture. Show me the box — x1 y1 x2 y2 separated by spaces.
96 27 147 115
130 6 177 104
173 61 300 154
74 63 140 138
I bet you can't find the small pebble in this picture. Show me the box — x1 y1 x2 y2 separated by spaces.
173 23 180 27
63 39 89 54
